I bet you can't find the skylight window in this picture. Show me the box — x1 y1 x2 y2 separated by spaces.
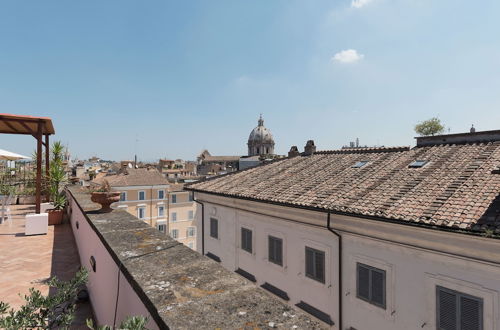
352 161 368 168
409 160 428 168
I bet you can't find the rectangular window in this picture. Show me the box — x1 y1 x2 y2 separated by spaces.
171 194 177 203
157 224 166 233
187 227 195 237
268 236 283 266
241 228 253 253
171 229 179 239
188 193 193 202
158 206 164 217
210 218 218 239
137 207 146 219
158 190 164 199
356 263 386 309
138 191 145 201
305 247 325 283
120 192 126 201
188 210 194 220
171 212 177 222
436 286 483 330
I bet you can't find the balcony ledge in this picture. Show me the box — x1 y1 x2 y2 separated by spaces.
67 186 325 329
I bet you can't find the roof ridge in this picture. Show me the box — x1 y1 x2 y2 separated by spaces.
315 146 410 155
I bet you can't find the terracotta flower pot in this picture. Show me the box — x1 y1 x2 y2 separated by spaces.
90 192 121 213
48 209 64 225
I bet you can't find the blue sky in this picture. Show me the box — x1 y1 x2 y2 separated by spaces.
1 0 500 161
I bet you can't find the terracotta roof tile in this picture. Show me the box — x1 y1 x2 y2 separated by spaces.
189 143 500 232
93 168 169 187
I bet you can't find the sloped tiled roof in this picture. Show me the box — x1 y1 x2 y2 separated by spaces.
94 168 169 187
202 155 241 162
188 143 500 232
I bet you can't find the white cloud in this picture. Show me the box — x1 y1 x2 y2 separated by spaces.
351 0 373 8
332 49 364 63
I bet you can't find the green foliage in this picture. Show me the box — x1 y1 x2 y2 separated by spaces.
0 268 88 330
414 117 445 136
52 193 67 210
0 183 15 195
46 141 68 205
51 141 64 165
483 229 495 238
86 315 149 330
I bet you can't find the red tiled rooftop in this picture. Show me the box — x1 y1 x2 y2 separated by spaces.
189 142 500 232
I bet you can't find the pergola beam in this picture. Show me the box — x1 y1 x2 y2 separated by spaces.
4 121 20 133
35 121 43 214
45 134 50 202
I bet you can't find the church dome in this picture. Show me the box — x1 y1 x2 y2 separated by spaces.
248 116 274 144
247 115 275 156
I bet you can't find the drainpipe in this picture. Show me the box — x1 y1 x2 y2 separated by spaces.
327 212 342 330
150 185 154 227
193 193 205 255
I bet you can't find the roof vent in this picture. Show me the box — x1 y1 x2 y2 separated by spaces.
352 161 368 168
288 146 300 158
409 160 428 168
304 140 316 156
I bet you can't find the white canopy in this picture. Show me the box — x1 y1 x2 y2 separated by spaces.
0 149 31 161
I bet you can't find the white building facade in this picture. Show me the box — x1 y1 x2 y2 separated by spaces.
188 131 500 330
193 192 500 330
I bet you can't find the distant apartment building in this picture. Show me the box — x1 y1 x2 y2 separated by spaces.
168 184 197 250
158 158 198 182
196 150 240 176
93 168 196 250
187 130 500 329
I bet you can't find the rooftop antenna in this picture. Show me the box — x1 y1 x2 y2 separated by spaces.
134 134 138 168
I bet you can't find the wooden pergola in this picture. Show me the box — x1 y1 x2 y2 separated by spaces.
0 114 55 214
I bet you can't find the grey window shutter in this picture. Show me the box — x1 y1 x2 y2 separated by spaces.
276 238 283 265
460 296 482 330
269 237 275 261
305 248 314 277
247 229 252 252
315 251 325 282
241 229 245 249
437 287 457 330
357 264 370 300
241 228 252 252
371 269 385 308
210 218 218 238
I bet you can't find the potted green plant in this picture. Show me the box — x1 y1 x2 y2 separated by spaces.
47 192 67 225
90 180 120 213
47 141 67 225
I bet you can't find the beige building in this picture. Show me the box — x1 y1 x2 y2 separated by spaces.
93 168 196 249
167 184 197 250
188 130 500 329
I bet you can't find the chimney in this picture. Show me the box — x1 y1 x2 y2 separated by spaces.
288 146 300 158
304 140 316 156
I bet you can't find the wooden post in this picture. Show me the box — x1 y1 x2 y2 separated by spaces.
45 134 50 202
35 121 43 214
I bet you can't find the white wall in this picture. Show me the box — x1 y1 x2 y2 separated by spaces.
69 195 159 329
195 193 500 330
